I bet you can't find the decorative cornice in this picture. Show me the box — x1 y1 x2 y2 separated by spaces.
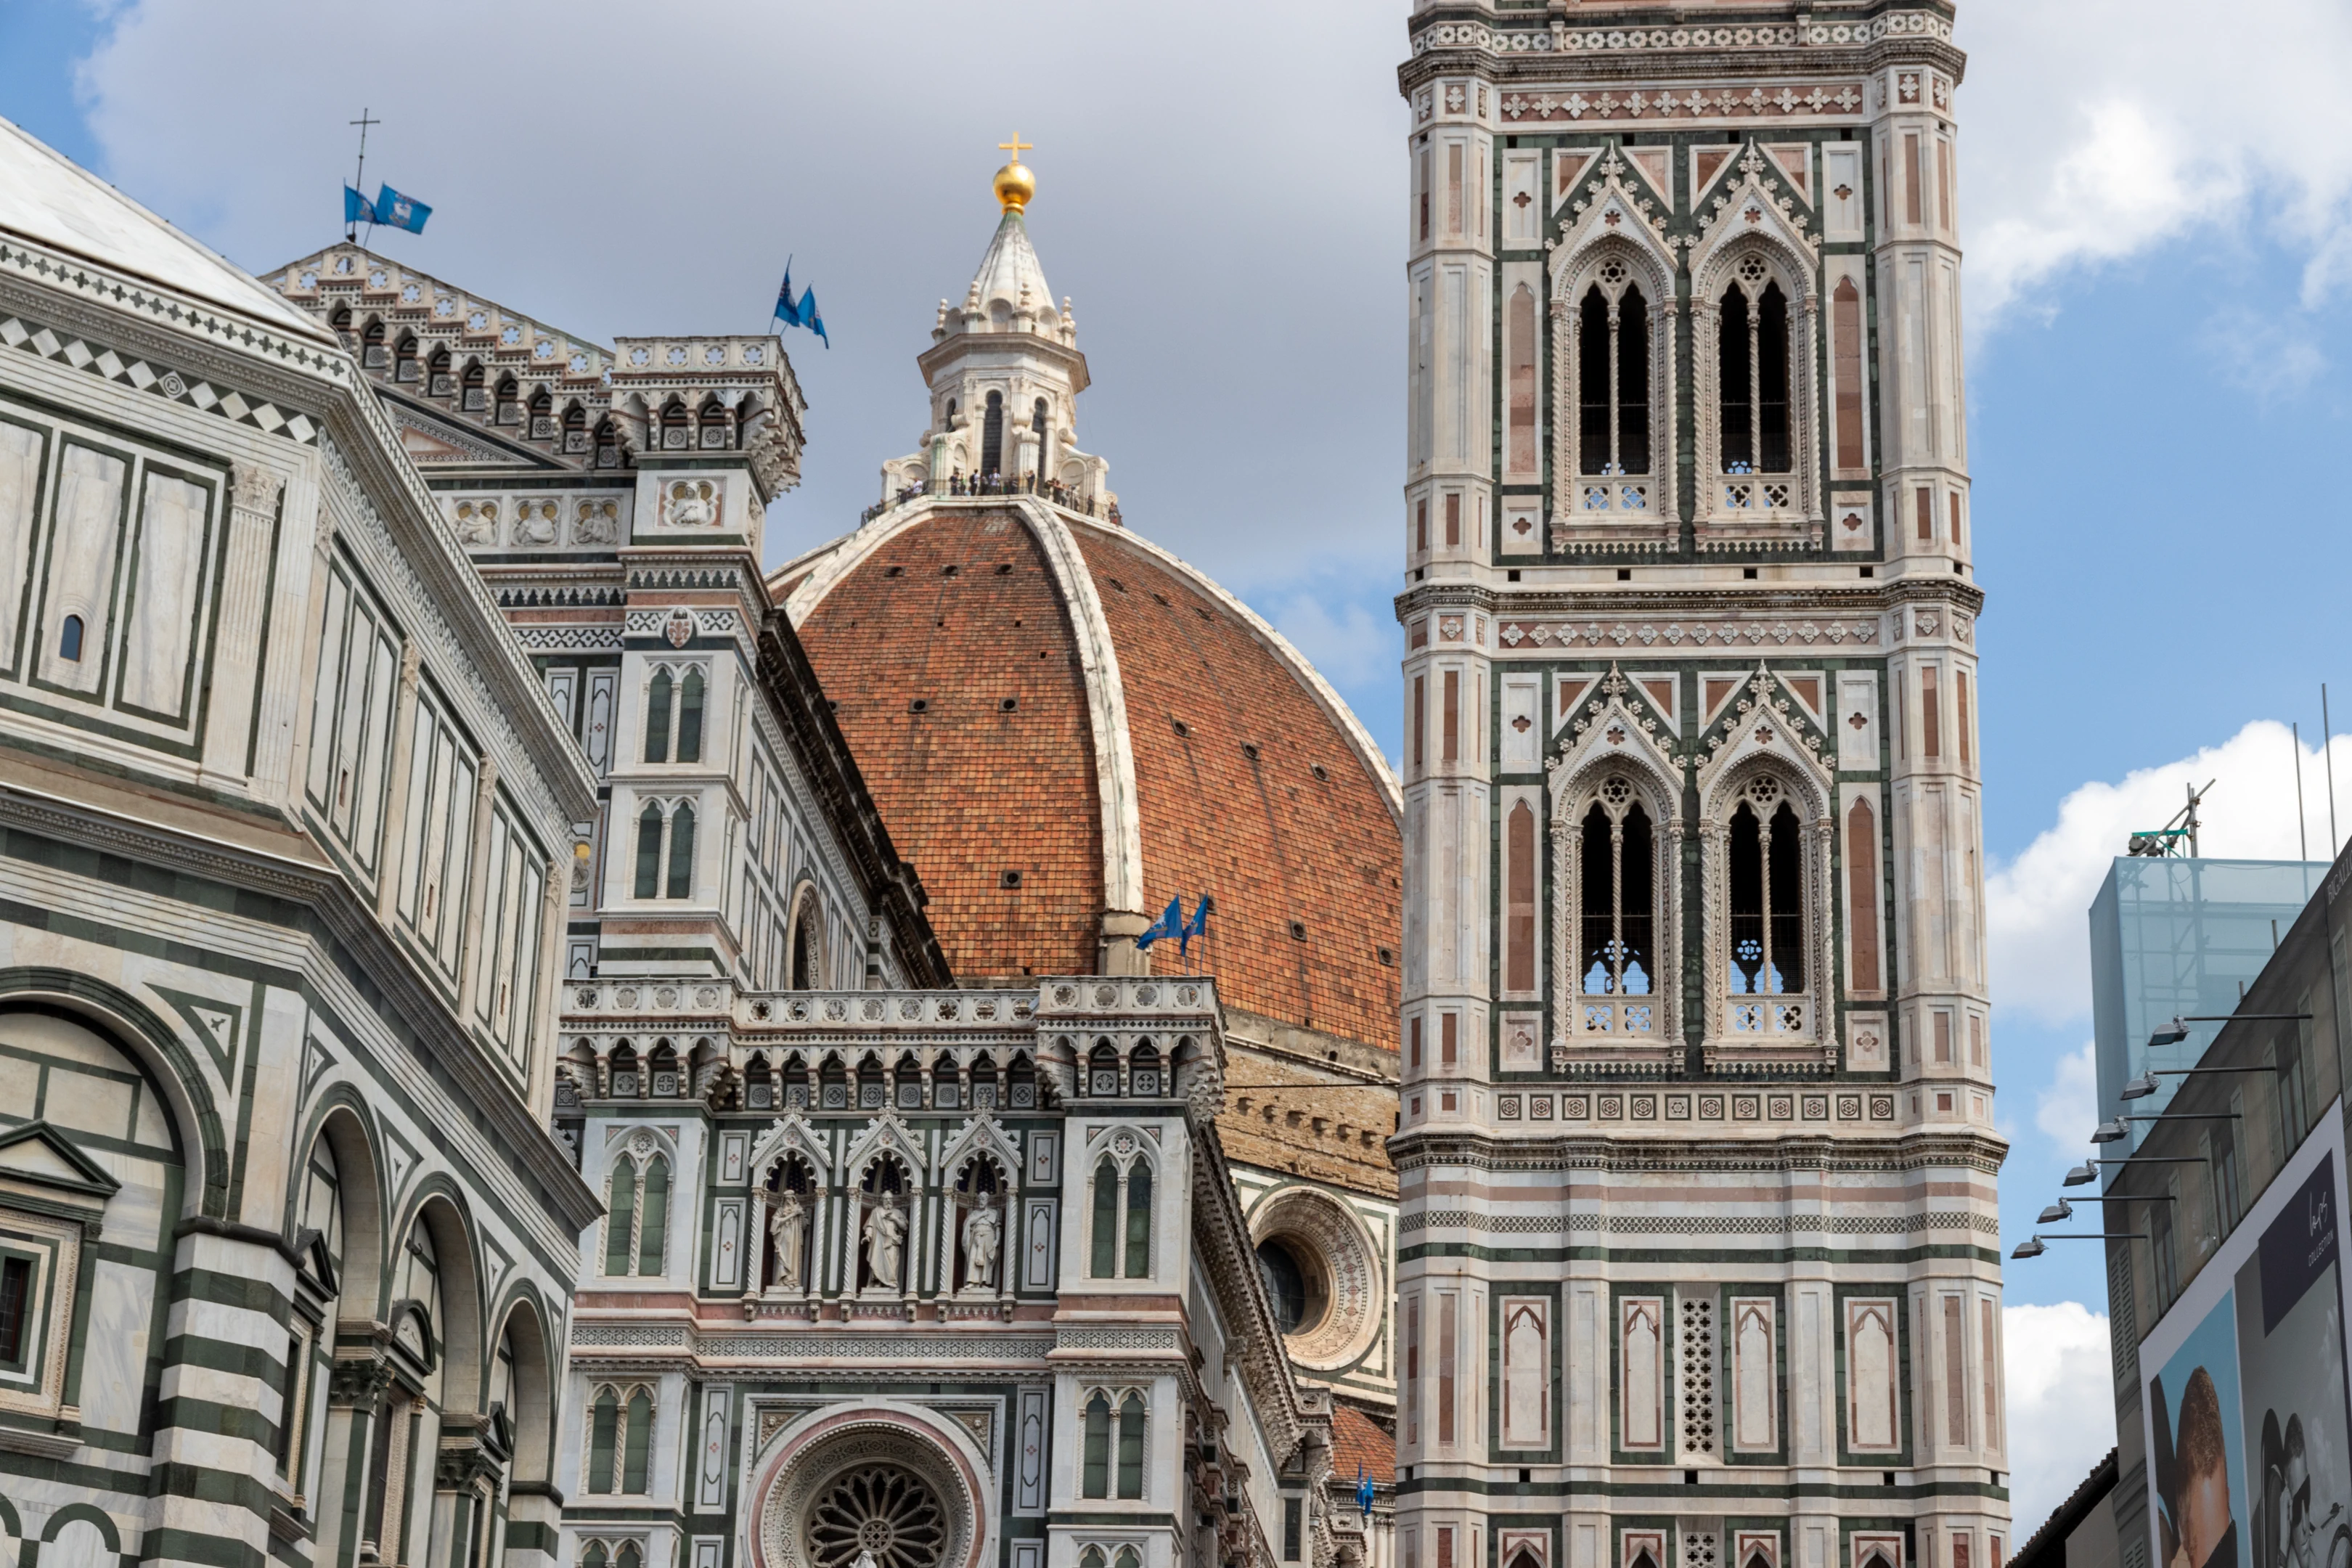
1390 1125 2009 1176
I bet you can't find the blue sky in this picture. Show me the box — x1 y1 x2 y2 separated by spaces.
15 0 2352 1532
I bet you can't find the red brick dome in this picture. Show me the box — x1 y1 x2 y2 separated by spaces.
775 499 1402 1054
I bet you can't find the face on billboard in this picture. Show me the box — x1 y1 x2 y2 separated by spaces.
2144 1119 2352 1568
2152 1296 2247 1568
2238 1153 2352 1568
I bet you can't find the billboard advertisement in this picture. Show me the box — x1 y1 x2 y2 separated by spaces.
2142 1104 2352 1568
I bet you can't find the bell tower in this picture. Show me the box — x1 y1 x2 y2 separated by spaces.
1395 8 2005 1568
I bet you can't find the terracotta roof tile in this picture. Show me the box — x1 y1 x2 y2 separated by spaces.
1331 1404 1395 1485
1076 530 1400 1051
794 510 1100 979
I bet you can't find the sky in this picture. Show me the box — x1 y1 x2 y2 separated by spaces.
12 0 2352 1539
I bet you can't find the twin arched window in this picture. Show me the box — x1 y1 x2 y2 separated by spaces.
1719 260 1793 478
1088 1152 1153 1278
585 1384 654 1494
633 801 696 900
642 667 705 764
603 1148 669 1276
1079 1390 1147 1499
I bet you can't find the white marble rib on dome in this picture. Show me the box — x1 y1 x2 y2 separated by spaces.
0 115 330 341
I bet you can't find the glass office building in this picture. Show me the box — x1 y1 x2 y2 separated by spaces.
2088 856 2326 1153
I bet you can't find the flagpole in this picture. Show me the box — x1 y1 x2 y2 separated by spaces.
348 108 379 245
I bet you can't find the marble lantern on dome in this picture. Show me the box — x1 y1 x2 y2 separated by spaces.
879 154 1112 509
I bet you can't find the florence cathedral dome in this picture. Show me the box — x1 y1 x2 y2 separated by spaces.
772 163 1403 1414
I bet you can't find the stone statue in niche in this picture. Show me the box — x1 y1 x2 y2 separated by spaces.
515 499 559 546
768 1189 807 1290
862 1190 907 1291
961 1193 1002 1291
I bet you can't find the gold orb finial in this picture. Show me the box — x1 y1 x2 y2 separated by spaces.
994 134 1035 213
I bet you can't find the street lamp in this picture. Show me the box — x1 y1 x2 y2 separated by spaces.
2067 1156 2205 1187
2012 1232 2147 1261
2038 1199 2073 1224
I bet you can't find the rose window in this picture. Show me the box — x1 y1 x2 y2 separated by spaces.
806 1466 947 1568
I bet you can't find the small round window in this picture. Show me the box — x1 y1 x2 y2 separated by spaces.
1254 1236 1327 1336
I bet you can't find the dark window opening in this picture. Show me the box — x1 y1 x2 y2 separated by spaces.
1727 796 1806 994
1577 796 1654 998
1577 281 1651 475
1720 277 1792 474
0 1256 30 1364
57 614 83 661
981 391 1005 477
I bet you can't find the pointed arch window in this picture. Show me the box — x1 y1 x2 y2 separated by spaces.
632 800 698 901
675 669 704 763
1577 279 1650 475
1089 1146 1155 1278
642 664 706 765
789 899 823 989
604 1155 637 1275
587 1387 619 1493
637 1156 669 1275
1563 257 1657 518
1116 1392 1146 1498
584 1383 656 1494
604 1147 670 1276
1123 1162 1152 1278
1572 777 1659 1037
1725 775 1811 1037
1090 1156 1119 1278
634 805 664 899
1082 1392 1112 1497
644 671 674 763
1713 250 1803 520
666 804 696 899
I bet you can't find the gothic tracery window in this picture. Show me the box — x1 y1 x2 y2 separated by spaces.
1718 254 1793 491
1575 777 1658 1037
1577 273 1651 476
1725 775 1809 1035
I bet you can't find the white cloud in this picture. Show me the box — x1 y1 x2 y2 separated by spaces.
2004 1301 2120 1543
60 0 1407 590
2034 1041 2099 1149
1961 0 2352 323
1985 719 2337 1025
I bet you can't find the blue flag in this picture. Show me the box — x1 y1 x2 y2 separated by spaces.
343 185 378 226
1133 896 1183 952
1355 1470 1376 1519
1179 894 1212 957
800 288 829 348
774 261 805 327
372 184 431 234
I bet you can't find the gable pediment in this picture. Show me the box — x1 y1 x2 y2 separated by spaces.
0 1120 120 1200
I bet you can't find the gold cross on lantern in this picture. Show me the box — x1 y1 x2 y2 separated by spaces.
999 134 1033 160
